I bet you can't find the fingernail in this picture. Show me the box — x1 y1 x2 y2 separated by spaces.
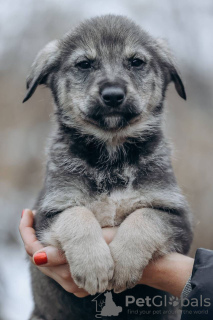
21 210 25 218
34 252 48 265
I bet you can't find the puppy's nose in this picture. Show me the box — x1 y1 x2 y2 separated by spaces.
101 86 125 107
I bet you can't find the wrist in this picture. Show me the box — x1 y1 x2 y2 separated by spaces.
139 253 194 298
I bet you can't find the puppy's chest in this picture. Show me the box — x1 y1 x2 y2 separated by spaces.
86 167 144 227
87 189 143 227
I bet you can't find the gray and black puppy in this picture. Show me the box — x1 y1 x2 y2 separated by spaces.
23 15 193 320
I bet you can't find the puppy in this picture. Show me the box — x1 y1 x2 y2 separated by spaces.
23 15 193 320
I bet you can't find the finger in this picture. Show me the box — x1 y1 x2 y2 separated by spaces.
36 264 85 294
35 262 73 286
46 264 83 292
19 209 43 256
33 246 67 267
102 227 118 244
37 264 72 283
73 292 89 298
44 264 89 295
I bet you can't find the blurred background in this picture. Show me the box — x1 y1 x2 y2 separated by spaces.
0 0 212 319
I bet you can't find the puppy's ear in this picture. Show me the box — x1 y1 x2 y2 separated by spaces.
155 38 186 100
23 40 60 103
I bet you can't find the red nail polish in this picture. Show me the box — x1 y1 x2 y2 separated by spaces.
21 210 25 218
34 252 48 265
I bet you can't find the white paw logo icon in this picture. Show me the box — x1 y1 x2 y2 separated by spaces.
168 296 180 307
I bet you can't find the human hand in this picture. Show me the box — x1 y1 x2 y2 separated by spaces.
139 251 194 298
19 209 118 297
19 209 194 298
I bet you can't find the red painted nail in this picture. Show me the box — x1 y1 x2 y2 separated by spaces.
21 210 25 218
34 252 48 265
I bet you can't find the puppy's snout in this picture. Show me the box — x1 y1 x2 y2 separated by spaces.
101 86 125 108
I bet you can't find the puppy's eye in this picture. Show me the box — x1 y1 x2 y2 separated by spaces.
131 58 144 68
77 61 92 69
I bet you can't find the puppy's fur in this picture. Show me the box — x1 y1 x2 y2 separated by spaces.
24 15 193 320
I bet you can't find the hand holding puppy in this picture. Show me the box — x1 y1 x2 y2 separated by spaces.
19 209 194 299
19 209 117 297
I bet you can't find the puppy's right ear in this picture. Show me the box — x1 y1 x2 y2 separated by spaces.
23 40 60 103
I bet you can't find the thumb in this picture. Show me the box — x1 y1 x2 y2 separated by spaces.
33 246 67 267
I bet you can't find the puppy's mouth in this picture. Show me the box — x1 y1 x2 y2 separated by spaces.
82 106 142 131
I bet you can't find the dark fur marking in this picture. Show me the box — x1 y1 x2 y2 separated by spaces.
65 78 71 92
59 124 162 168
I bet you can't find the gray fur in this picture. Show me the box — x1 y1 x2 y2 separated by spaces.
24 15 193 320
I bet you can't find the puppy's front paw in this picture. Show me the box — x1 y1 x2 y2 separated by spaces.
66 240 114 295
109 241 148 293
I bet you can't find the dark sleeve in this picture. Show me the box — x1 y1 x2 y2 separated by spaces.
181 248 213 320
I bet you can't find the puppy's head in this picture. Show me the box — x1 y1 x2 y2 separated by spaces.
24 15 186 143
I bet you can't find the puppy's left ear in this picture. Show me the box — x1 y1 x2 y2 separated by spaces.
155 38 186 100
23 40 60 103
